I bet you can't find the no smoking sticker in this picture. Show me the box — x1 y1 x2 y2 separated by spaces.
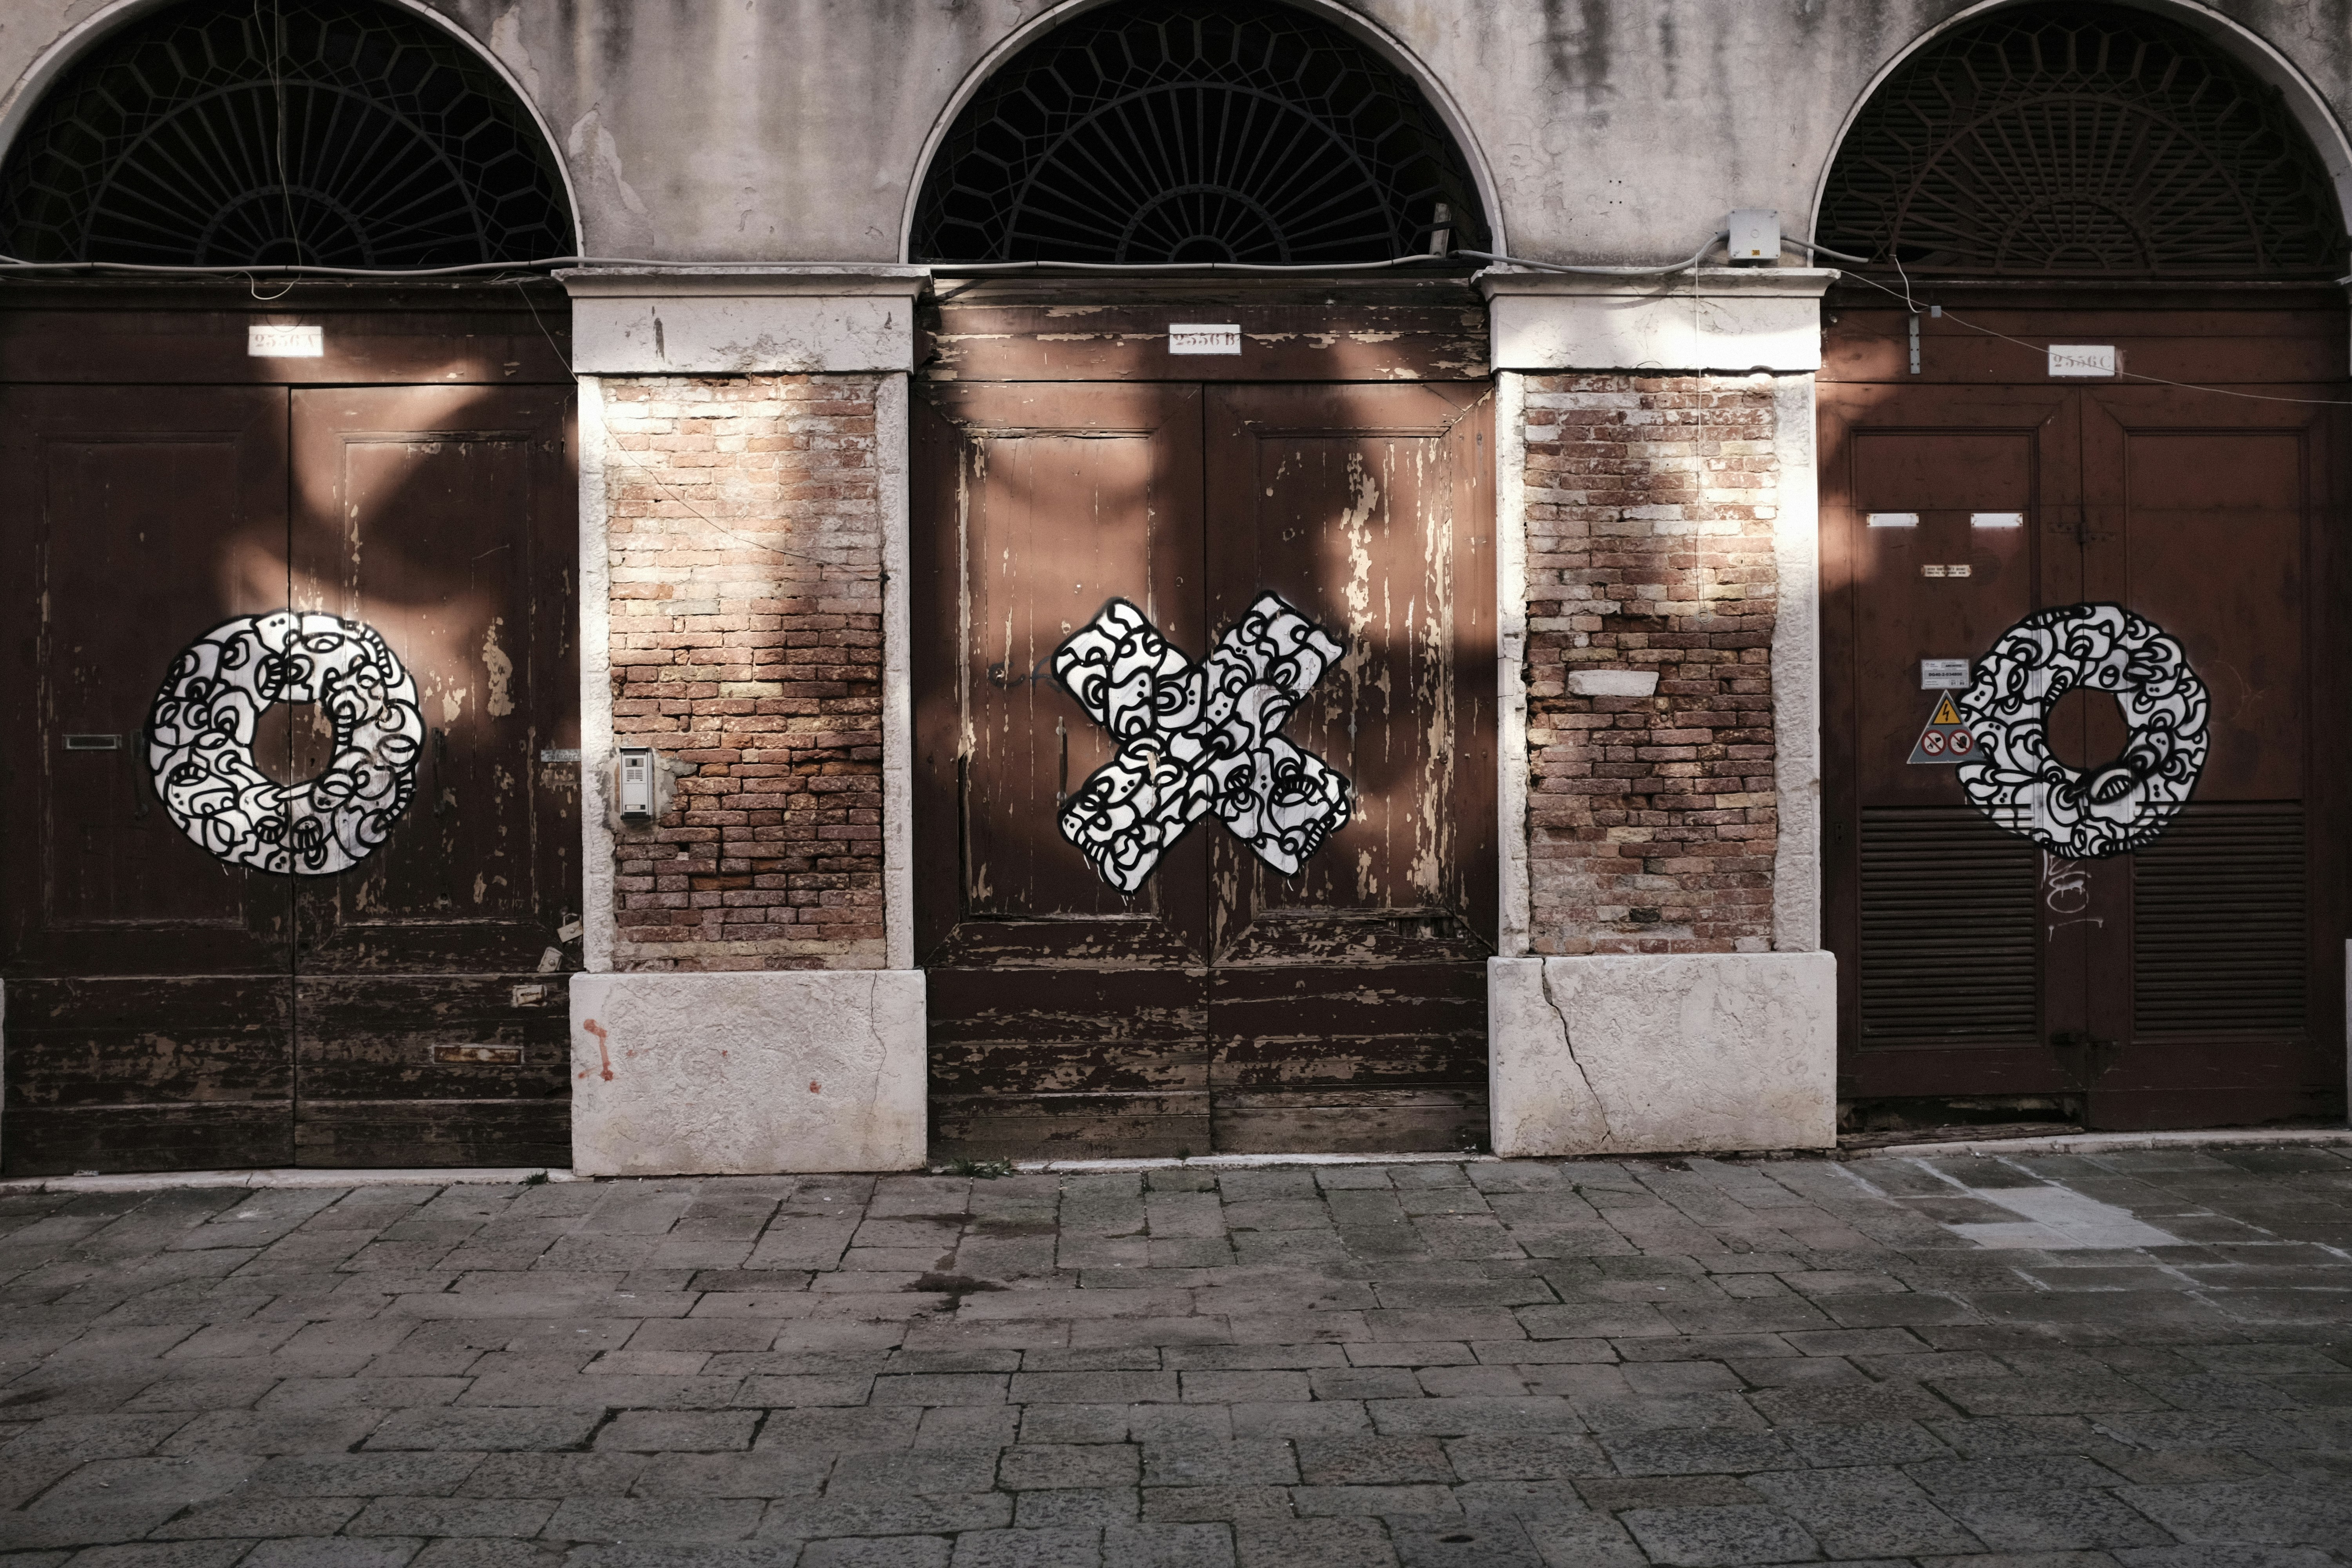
1907 692 1977 766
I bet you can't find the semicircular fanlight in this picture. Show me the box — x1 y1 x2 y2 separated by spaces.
1818 2 2343 278
0 0 574 268
911 0 1487 265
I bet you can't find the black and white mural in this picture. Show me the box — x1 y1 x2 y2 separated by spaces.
1956 601 2210 860
145 612 425 875
1052 593 1352 893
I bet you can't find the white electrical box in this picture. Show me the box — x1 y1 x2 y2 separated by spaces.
1727 209 1779 265
616 746 655 821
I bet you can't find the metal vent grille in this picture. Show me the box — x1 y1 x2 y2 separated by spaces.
1858 808 2040 1044
910 0 1486 265
0 0 573 267
1818 2 2343 277
2133 803 2306 1035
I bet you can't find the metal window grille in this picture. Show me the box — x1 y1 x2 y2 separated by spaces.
911 0 1486 265
0 0 574 268
1818 2 2344 278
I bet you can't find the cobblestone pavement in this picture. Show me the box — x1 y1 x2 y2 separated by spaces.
1 1147 2349 1567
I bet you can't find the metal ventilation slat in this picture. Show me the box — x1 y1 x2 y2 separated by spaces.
1858 808 2040 1044
2133 804 2307 1035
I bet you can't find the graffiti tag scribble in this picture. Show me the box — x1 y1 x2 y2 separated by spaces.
1957 602 2209 860
1052 593 1351 893
145 612 424 875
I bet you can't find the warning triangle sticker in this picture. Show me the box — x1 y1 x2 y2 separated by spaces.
1907 693 1978 766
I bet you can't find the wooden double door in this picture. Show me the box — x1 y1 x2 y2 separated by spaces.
1822 298 2348 1128
0 294 579 1174
914 379 1497 1158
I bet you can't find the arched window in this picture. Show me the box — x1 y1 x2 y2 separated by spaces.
1818 2 2343 278
911 0 1486 265
0 0 573 268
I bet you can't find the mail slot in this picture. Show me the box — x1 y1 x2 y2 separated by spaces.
432 1044 524 1066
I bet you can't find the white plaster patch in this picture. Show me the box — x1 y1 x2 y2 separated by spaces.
570 971 926 1176
1565 668 1658 697
1489 953 1836 1156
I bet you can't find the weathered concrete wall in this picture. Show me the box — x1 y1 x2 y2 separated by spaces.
1489 953 1837 1154
570 970 925 1174
6 2 2348 265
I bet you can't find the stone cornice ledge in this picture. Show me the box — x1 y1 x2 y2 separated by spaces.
1479 265 1839 374
558 264 931 375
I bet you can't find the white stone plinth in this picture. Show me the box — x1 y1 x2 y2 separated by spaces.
560 266 929 374
570 971 926 1175
1489 953 1836 1156
1480 267 1837 374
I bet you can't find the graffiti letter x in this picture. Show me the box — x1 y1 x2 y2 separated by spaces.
1051 593 1353 894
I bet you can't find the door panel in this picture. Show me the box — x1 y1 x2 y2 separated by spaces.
2083 391 2342 1127
1823 356 2346 1129
914 383 1212 1158
0 386 295 1174
1823 385 2073 1100
917 380 1496 1159
1203 384 1495 1151
288 386 577 1167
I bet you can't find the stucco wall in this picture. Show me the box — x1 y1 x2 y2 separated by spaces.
5 2 2348 266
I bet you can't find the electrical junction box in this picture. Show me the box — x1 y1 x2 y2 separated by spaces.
616 745 655 821
1727 209 1779 265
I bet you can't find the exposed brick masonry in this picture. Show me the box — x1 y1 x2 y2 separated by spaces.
603 374 884 970
1523 374 1779 954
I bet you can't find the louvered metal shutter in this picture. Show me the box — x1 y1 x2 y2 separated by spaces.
1859 809 2040 1044
2133 803 2307 1035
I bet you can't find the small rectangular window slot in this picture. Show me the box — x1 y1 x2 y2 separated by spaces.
63 734 121 750
1971 512 2024 528
432 1044 524 1066
1867 512 1919 528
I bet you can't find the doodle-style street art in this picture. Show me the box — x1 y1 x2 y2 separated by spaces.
1053 593 1351 893
146 612 425 875
1956 601 2209 860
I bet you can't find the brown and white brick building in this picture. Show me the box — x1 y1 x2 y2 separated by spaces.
2 0 2344 1178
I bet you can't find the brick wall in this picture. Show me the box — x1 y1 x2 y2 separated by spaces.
1522 374 1780 954
601 374 884 971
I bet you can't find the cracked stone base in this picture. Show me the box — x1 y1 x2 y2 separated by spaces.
569 971 927 1175
1489 954 1836 1156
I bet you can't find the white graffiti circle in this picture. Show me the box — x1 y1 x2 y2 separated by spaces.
1956 602 2209 860
145 612 425 875
1053 593 1352 894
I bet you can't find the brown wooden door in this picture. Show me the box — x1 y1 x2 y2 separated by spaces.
915 379 1495 1159
0 385 297 1173
1 318 579 1175
1822 318 2346 1129
289 386 579 1167
1203 385 1496 1151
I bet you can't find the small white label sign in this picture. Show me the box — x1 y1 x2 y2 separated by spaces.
2047 344 2115 377
1921 659 1972 690
1168 323 1241 356
248 323 323 358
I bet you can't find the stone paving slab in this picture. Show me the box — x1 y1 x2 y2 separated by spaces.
0 1148 2347 1566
